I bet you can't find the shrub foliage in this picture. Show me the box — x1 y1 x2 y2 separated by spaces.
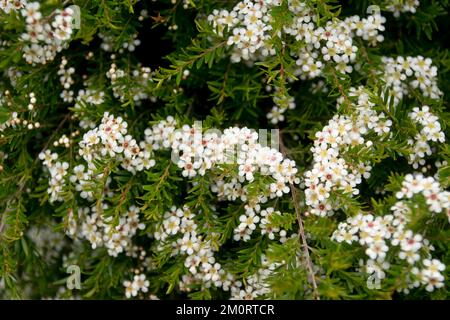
0 0 449 299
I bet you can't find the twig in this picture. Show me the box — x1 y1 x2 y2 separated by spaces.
218 62 232 104
279 135 320 300
329 65 352 109
155 40 227 88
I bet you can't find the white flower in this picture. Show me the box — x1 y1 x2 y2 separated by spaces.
422 259 445 278
238 212 260 231
365 241 389 260
399 250 420 265
334 228 358 244
123 280 137 298
424 274 445 292
400 232 422 252
132 274 149 293
163 216 181 235
270 180 289 197
180 235 199 255
238 161 256 181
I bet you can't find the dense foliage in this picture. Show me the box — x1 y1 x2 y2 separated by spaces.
0 0 449 300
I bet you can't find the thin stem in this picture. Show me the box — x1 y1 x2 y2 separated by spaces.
279 135 320 300
155 40 227 88
329 65 352 110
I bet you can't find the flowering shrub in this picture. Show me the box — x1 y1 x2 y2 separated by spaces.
0 0 448 300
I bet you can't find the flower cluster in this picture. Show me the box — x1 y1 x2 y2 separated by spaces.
123 273 150 298
167 125 298 185
230 256 282 300
20 2 74 64
39 150 69 202
99 32 142 53
332 203 445 293
120 33 141 53
234 206 288 242
381 56 442 104
53 131 79 148
40 113 154 202
106 63 153 104
42 113 299 245
395 174 450 221
386 0 420 17
304 87 392 217
58 56 75 103
259 207 288 241
154 206 242 294
0 91 41 132
73 88 106 129
208 0 275 62
0 0 26 13
407 106 445 168
79 112 156 175
167 125 299 240
266 87 296 124
0 110 40 132
152 206 289 299
143 116 299 242
333 173 449 293
208 0 385 77
67 205 146 257
27 91 36 110
289 7 385 78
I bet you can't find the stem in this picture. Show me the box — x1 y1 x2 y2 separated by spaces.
218 62 232 104
155 40 227 88
279 135 320 300
329 65 352 110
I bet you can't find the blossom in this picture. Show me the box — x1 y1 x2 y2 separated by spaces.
381 56 442 105
209 0 385 71
365 241 389 260
406 106 445 168
304 87 393 217
123 274 149 298
387 0 420 17
332 183 446 293
238 211 260 231
18 2 74 65
123 280 137 298
0 0 27 13
422 259 445 278
395 174 450 217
